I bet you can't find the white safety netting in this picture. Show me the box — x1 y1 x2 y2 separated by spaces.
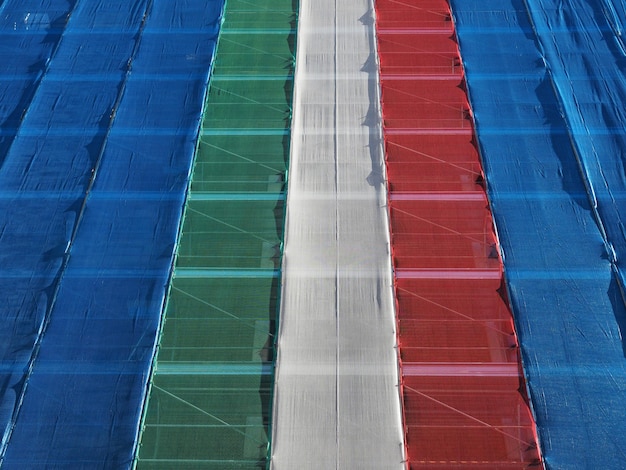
270 0 405 468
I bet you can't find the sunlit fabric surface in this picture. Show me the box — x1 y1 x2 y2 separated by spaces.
135 0 296 467
375 0 543 466
451 1 626 468
0 0 222 467
270 0 405 468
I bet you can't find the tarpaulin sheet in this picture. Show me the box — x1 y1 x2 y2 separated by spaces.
135 0 296 468
270 0 405 468
0 0 222 467
451 0 626 468
0 0 79 446
523 0 626 298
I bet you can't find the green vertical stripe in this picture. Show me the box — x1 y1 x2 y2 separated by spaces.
134 1 297 468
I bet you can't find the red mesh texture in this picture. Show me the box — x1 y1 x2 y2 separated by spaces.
385 133 483 192
376 0 544 467
376 0 453 31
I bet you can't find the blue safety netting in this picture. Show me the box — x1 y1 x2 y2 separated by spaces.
0 0 78 445
523 0 626 289
451 0 626 468
0 0 223 467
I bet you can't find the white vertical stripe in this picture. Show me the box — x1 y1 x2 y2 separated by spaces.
270 0 405 468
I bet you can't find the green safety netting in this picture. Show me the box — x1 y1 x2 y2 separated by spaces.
134 1 296 468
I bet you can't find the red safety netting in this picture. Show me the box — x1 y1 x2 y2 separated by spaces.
385 133 483 192
375 0 544 467
376 0 453 31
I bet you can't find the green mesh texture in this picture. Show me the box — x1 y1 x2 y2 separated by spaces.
135 1 296 468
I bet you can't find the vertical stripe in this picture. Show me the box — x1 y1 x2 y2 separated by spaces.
135 1 296 468
271 0 405 468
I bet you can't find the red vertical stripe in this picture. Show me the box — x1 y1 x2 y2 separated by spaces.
375 0 543 467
